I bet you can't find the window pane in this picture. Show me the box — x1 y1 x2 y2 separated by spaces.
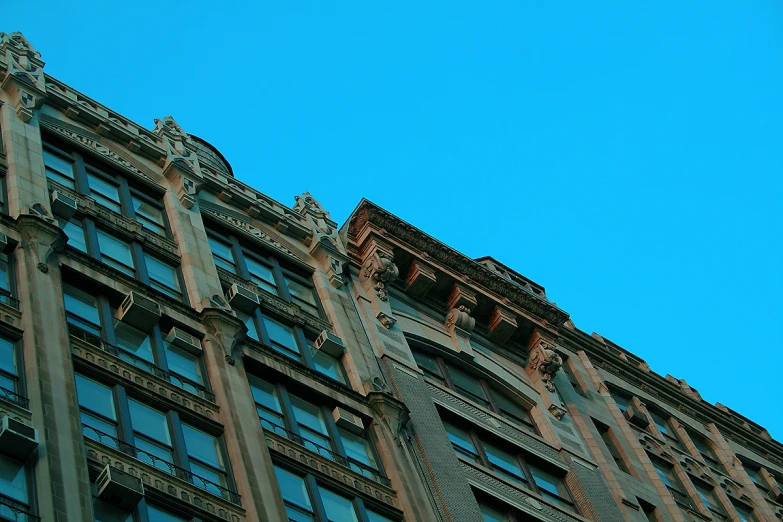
261 314 300 358
285 276 320 315
319 488 359 522
97 231 135 276
483 443 527 487
290 395 331 450
144 255 181 298
367 511 395 522
311 348 346 384
245 257 277 294
128 399 170 444
339 428 378 470
147 505 189 522
0 454 27 503
479 503 506 522
87 173 121 213
44 150 75 188
448 365 490 408
0 338 16 379
60 218 87 253
236 310 259 341
443 421 479 462
190 460 225 495
274 467 313 515
80 411 118 442
75 374 116 421
182 424 222 469
411 350 445 384
165 343 202 385
250 378 286 431
93 495 134 522
132 197 166 236
113 320 153 362
0 253 8 294
64 284 102 335
208 236 236 273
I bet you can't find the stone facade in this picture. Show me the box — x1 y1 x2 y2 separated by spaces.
0 30 781 522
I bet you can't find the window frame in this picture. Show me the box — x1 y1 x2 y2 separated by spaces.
593 418 631 474
0 453 36 522
0 333 26 409
648 409 683 449
649 454 697 511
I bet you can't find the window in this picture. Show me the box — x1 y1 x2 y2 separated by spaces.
650 455 696 510
742 461 770 495
411 347 537 434
443 417 576 512
92 483 187 522
687 430 724 473
0 336 26 408
611 392 631 413
638 498 660 522
75 372 237 503
479 503 508 522
64 283 211 400
562 360 586 397
593 419 630 473
693 479 728 521
732 500 758 522
0 251 17 308
206 228 323 319
250 376 385 484
0 454 32 522
273 465 398 522
44 147 76 189
648 409 682 448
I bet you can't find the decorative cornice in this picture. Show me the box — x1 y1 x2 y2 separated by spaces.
346 201 569 326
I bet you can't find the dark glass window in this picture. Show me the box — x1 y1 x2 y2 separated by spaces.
0 454 30 521
649 410 682 448
650 455 695 510
594 418 630 473
693 479 728 521
0 337 22 405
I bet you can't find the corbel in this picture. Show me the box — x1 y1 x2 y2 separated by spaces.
488 303 517 343
16 211 67 273
359 236 398 304
200 307 245 366
404 259 437 298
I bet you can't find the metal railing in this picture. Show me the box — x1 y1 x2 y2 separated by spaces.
0 494 40 522
261 418 391 487
82 424 241 505
0 385 29 409
68 324 215 402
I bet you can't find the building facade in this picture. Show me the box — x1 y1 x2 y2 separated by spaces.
0 31 781 522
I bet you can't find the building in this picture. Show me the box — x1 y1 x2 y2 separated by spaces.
0 30 781 522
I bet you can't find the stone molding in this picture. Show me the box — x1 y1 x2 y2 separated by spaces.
71 335 221 425
346 201 569 326
0 396 33 428
264 430 399 509
84 438 245 522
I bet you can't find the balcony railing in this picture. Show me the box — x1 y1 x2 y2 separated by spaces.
0 385 29 409
260 418 391 487
68 324 215 402
0 494 39 522
82 424 241 505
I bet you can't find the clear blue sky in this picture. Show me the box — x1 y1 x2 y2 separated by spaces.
8 2 782 438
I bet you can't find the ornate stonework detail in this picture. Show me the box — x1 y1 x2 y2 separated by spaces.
445 306 475 333
154 116 204 208
362 251 399 302
38 117 160 186
200 202 305 263
201 308 245 367
347 203 570 326
295 192 348 288
376 311 397 329
528 342 563 393
488 304 517 343
548 403 567 420
1 32 46 122
16 213 67 273
404 260 437 297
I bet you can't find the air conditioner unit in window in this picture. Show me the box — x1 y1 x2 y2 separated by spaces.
51 190 78 219
314 330 345 357
226 283 259 312
623 406 650 429
96 465 144 510
0 416 38 459
769 485 783 504
116 291 161 332
165 327 202 354
332 407 364 434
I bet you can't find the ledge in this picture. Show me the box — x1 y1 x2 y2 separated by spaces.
264 430 398 509
84 437 245 522
460 458 587 522
71 335 221 427
0 395 33 427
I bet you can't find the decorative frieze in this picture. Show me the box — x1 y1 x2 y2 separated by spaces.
84 438 245 522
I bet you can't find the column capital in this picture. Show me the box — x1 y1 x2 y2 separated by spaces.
16 212 67 273
200 307 246 366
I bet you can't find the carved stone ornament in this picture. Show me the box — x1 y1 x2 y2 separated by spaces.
200 308 245 366
1 32 47 122
154 116 204 208
376 311 396 329
548 403 567 420
445 306 475 333
362 251 399 302
16 212 67 273
528 343 563 393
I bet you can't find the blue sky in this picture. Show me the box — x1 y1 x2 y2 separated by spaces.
8 2 782 438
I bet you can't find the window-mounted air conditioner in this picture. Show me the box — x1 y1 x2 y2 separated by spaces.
51 190 78 219
165 327 202 354
314 330 345 357
0 416 38 459
769 485 783 504
96 465 144 510
332 407 364 434
226 283 259 312
0 233 16 254
623 406 650 429
116 291 161 332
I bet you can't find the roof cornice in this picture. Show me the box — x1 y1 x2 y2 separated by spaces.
345 200 570 327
